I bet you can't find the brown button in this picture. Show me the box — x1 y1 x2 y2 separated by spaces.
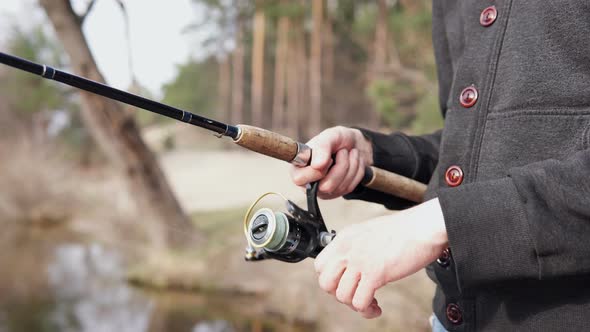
459 86 478 108
480 6 498 27
446 303 463 324
437 248 452 267
445 166 464 187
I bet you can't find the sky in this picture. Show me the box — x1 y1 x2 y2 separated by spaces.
0 0 210 96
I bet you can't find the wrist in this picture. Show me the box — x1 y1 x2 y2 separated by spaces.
426 198 448 251
352 128 374 166
411 198 448 252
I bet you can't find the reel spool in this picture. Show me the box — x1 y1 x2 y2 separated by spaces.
243 182 335 263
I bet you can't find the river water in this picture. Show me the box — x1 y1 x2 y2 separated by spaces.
0 239 313 332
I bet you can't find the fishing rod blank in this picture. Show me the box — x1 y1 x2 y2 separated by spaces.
0 52 427 203
0 52 237 138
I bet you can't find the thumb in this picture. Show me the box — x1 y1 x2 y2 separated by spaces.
360 299 382 319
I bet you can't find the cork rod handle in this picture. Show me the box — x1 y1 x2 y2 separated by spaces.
234 125 299 162
234 125 427 203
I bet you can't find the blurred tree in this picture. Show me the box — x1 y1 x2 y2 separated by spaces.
323 1 336 85
231 27 245 124
188 0 254 125
251 4 266 127
308 0 323 137
367 0 390 128
0 24 106 165
0 26 66 121
411 90 443 134
271 3 289 130
217 54 231 122
162 57 218 118
359 0 438 130
38 0 196 249
287 11 305 138
184 0 440 134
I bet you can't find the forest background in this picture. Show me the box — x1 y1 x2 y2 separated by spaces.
0 0 442 331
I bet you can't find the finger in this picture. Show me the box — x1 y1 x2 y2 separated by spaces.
292 127 353 188
290 164 330 187
352 277 377 312
318 260 346 295
335 269 361 305
314 237 342 274
336 148 359 195
318 149 349 196
346 155 366 194
307 132 340 172
359 299 382 319
308 127 353 169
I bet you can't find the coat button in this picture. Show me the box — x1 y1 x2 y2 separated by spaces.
437 248 452 267
446 303 463 324
480 6 498 27
459 86 478 108
445 166 463 187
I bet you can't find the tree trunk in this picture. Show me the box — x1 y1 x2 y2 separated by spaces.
39 0 196 248
309 0 323 137
286 21 300 139
297 24 309 140
323 15 334 84
374 0 389 73
231 28 245 125
217 55 231 122
399 0 420 14
272 15 289 131
251 9 266 127
368 0 390 129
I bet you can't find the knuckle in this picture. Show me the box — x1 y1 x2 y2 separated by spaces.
292 173 306 186
314 259 322 273
318 277 335 293
333 125 347 133
320 180 336 193
339 149 350 161
346 183 357 194
335 289 348 304
326 126 342 135
349 181 359 192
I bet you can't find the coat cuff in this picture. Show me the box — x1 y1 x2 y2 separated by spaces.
355 127 418 179
437 177 541 289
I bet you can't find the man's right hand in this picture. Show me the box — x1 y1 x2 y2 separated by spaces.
290 126 374 200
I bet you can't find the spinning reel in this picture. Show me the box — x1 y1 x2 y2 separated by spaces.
243 182 335 263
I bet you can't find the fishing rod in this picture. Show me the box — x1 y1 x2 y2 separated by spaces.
0 52 426 203
0 52 427 263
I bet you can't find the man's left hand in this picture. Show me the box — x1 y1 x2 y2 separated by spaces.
314 198 448 319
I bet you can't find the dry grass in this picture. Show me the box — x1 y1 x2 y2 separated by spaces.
127 202 435 332
0 138 79 227
0 134 436 331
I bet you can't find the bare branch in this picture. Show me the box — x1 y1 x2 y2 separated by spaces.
113 0 137 86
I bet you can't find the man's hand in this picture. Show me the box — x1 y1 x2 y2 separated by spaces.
314 198 448 318
290 126 373 199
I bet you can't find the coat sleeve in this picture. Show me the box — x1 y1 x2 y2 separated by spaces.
344 128 442 210
438 148 590 290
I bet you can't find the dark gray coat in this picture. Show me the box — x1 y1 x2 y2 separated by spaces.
346 1 590 330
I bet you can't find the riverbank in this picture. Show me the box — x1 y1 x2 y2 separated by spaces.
0 128 435 331
125 146 435 331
